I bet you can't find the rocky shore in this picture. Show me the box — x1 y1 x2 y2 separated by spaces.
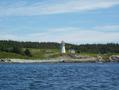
110 55 119 62
0 59 96 63
0 55 119 63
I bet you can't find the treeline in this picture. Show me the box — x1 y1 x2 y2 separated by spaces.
78 44 119 54
0 40 32 57
0 46 32 57
0 40 119 54
0 40 60 49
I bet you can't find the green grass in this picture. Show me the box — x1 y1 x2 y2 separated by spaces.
0 48 119 60
79 53 97 57
0 51 26 59
0 48 60 59
29 48 60 59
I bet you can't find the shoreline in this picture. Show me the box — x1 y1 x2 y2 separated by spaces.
0 58 117 64
0 55 119 63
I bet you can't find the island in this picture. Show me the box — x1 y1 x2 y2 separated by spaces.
0 40 119 63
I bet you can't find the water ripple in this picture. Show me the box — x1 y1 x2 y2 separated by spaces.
0 63 119 90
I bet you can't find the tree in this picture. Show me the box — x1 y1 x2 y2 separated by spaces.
24 49 32 57
0 40 119 54
12 46 22 54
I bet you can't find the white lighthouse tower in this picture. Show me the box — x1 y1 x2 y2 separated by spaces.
61 41 66 54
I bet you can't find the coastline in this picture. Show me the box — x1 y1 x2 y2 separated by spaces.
0 59 96 63
0 59 97 63
0 55 119 63
0 59 116 64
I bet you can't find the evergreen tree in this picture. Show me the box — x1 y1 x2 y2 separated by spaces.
12 46 22 54
0 40 119 54
24 49 32 57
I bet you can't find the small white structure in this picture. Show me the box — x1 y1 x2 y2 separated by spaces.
61 41 66 54
69 49 75 54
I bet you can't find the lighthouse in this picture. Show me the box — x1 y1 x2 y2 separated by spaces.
61 41 66 54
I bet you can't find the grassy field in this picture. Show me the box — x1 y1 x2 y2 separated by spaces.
29 48 60 59
0 48 119 60
79 53 97 57
0 48 61 59
0 51 26 59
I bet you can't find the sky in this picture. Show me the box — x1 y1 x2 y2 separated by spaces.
0 0 119 44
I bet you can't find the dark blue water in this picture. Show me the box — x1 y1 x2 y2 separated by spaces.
0 63 119 90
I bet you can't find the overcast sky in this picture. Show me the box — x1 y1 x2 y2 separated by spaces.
0 0 119 44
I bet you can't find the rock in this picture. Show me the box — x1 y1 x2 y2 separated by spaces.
0 59 5 62
110 55 119 62
0 59 11 62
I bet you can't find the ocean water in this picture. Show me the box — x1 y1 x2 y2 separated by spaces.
0 63 119 90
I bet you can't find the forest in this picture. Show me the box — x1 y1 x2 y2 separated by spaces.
0 40 119 55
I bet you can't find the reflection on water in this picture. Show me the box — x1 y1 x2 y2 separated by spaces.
0 63 119 90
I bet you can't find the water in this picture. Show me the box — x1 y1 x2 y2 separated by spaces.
0 63 119 90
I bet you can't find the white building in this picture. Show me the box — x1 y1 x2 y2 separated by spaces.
69 49 75 54
61 41 66 54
